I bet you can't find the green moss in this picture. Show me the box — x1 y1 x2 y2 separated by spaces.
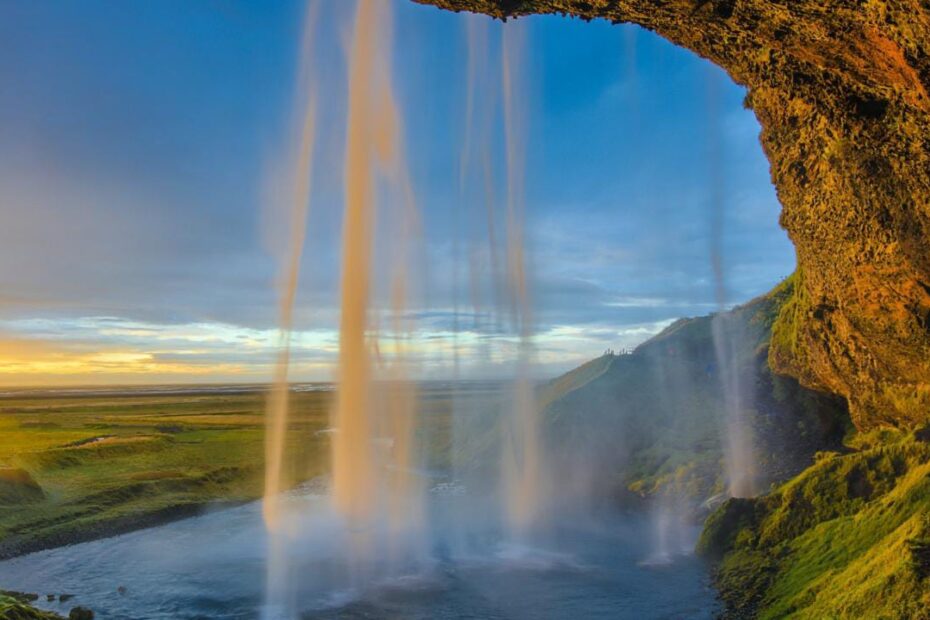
881 384 930 424
710 548 778 618
706 432 930 618
769 270 807 362
0 594 63 619
696 497 760 560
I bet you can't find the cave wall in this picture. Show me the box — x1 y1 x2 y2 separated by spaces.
415 0 930 430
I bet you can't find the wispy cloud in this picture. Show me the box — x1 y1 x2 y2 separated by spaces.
0 3 794 385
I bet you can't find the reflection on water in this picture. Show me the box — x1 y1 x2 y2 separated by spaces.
0 488 718 620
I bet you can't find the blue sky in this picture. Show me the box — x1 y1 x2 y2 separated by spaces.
0 1 794 384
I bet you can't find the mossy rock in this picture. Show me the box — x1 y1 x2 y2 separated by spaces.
0 594 63 620
704 434 930 618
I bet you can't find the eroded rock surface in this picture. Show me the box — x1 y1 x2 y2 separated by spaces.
414 0 930 429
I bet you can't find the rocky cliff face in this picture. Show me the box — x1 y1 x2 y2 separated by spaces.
414 0 930 430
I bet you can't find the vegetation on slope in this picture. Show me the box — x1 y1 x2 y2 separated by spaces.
0 593 63 620
0 391 331 559
699 429 930 619
541 281 850 510
537 353 615 411
541 277 930 618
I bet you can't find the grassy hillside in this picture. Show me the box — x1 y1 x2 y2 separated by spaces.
538 278 930 617
537 354 615 410
541 280 850 509
699 429 930 618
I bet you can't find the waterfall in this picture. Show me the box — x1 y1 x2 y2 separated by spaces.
705 67 756 499
499 18 544 539
263 3 553 611
711 312 757 498
331 0 425 572
262 2 319 615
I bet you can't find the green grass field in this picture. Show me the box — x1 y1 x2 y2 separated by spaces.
0 383 500 562
0 389 336 560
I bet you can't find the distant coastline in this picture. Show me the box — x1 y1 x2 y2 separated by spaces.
0 380 514 401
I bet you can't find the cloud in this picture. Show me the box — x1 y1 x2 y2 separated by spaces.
0 3 795 384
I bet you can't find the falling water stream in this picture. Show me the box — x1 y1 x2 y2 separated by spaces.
263 1 604 610
0 4 732 619
499 20 546 539
262 3 553 607
330 0 380 540
262 3 319 614
263 3 430 612
705 68 757 499
330 0 424 575
711 313 757 498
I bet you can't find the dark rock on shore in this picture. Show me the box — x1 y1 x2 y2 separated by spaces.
0 593 38 604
